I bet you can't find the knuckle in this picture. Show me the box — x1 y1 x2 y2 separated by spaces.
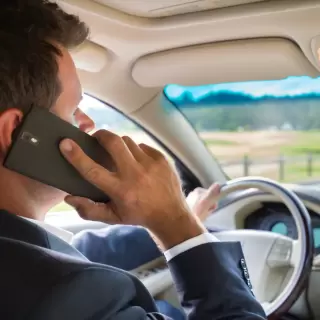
78 211 90 221
122 135 131 141
67 146 86 167
135 170 151 187
146 156 170 174
122 187 139 206
108 135 123 149
77 209 88 219
92 129 106 139
84 166 101 180
154 152 167 163
95 130 121 147
192 188 202 195
72 203 89 219
122 136 135 146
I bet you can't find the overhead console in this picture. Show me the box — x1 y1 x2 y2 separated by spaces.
132 38 319 87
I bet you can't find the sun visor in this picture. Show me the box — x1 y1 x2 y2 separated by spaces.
132 38 319 87
70 41 111 73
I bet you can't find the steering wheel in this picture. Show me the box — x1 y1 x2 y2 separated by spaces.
140 177 313 319
212 177 313 318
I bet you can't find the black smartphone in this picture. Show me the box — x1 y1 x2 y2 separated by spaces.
3 106 114 203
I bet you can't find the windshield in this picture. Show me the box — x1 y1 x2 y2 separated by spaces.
165 76 320 184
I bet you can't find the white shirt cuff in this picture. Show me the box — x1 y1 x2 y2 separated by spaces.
164 232 219 261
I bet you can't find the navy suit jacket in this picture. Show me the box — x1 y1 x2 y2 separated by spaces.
0 210 266 320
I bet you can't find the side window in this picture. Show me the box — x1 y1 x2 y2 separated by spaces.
49 94 171 213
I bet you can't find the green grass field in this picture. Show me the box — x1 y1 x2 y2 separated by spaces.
203 138 238 146
284 163 320 182
281 132 320 155
201 130 320 183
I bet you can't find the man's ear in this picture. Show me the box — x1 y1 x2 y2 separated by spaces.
0 109 23 158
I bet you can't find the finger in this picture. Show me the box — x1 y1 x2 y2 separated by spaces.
122 136 145 162
193 187 206 193
60 139 116 193
207 183 221 200
65 196 121 224
190 184 220 221
93 130 136 169
139 143 164 161
186 190 200 209
189 187 207 197
186 187 207 208
200 184 221 211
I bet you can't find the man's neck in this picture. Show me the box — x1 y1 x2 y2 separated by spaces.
0 169 62 221
0 183 45 220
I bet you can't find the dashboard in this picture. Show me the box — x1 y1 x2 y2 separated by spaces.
244 202 320 254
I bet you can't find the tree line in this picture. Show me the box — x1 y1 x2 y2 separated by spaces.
174 91 320 131
87 91 320 132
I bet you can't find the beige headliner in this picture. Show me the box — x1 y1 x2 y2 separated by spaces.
94 0 269 18
57 0 320 184
59 0 320 114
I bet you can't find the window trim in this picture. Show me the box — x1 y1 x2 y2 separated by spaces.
162 90 230 181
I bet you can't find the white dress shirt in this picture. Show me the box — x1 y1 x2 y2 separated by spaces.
27 218 218 262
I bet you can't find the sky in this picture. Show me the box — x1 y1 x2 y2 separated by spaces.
164 76 320 102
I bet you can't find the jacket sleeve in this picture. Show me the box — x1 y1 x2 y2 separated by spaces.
167 241 266 320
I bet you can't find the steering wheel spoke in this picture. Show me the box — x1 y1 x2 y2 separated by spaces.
266 236 294 268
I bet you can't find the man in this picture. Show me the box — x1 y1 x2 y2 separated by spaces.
0 1 266 319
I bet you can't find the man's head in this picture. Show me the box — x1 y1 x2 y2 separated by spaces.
0 1 95 219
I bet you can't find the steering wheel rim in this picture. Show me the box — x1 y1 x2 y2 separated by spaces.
218 177 313 318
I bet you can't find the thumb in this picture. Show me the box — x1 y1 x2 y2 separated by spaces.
206 183 220 201
64 196 120 224
201 184 220 210
193 184 220 220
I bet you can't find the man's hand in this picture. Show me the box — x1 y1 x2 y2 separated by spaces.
60 130 206 250
186 184 220 221
150 184 220 249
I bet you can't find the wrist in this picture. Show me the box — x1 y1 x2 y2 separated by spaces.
150 211 206 250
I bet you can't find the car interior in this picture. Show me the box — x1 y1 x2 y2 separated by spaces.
39 0 320 319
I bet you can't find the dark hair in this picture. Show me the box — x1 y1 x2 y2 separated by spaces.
0 0 89 113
